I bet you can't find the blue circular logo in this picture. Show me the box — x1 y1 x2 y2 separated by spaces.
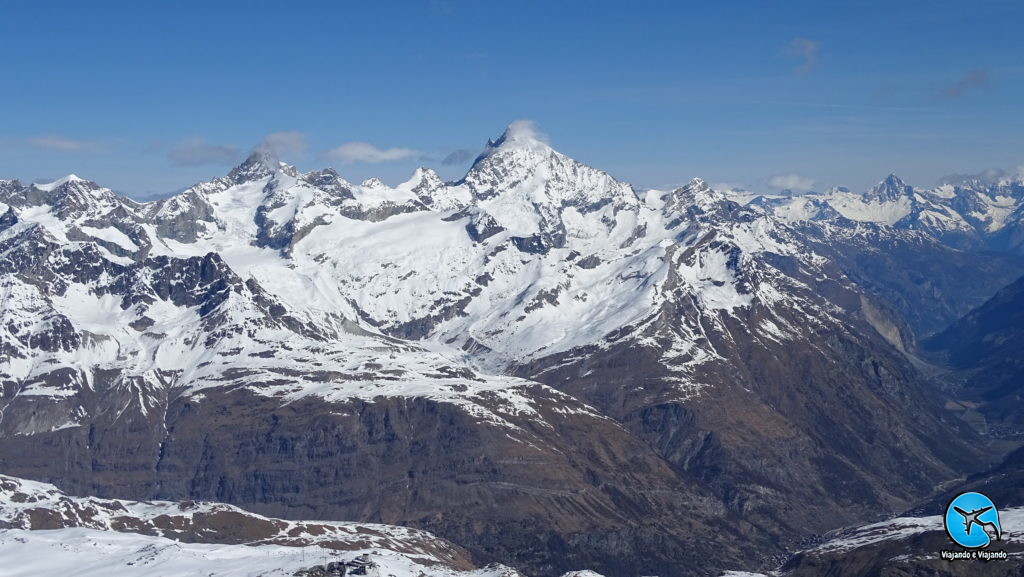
944 491 1002 549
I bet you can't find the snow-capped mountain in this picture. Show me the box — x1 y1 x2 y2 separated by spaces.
0 124 1012 576
743 171 1024 252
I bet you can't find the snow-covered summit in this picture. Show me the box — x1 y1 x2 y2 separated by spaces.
33 173 88 192
663 177 731 217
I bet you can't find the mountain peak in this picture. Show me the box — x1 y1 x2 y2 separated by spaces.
494 120 550 150
228 151 281 183
473 121 554 164
300 167 354 200
661 176 730 219
34 174 89 192
404 167 444 193
402 167 470 210
865 173 911 202
682 177 711 193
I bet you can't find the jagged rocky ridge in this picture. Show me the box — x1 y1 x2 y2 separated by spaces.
0 124 1018 576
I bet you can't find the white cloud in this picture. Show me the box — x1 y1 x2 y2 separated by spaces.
768 173 816 191
504 119 548 143
784 37 820 75
168 138 239 166
324 141 420 164
28 135 103 152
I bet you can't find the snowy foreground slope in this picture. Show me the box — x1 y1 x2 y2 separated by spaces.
0 474 527 577
1 123 1020 576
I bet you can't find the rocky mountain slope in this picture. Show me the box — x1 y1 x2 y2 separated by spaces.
924 273 1024 438
0 123 1014 575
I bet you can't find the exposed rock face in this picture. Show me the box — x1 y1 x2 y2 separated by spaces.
0 387 755 576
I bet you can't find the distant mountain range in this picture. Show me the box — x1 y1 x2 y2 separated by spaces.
1 124 1022 576
737 170 1024 252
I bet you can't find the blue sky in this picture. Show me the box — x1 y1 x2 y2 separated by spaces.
2 0 1022 196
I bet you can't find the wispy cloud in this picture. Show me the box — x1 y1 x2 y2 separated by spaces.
28 135 103 152
325 141 420 164
942 69 989 99
258 131 307 158
784 37 820 75
768 173 816 191
168 138 240 167
442 149 477 165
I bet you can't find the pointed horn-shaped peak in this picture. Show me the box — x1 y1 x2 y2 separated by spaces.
406 167 445 193
661 176 730 219
678 177 713 195
865 173 911 202
882 173 905 187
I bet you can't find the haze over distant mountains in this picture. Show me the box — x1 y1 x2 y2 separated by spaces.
1 124 1023 576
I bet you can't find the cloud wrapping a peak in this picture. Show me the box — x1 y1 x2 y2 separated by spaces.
768 173 816 191
785 37 820 75
325 141 420 164
503 119 548 144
